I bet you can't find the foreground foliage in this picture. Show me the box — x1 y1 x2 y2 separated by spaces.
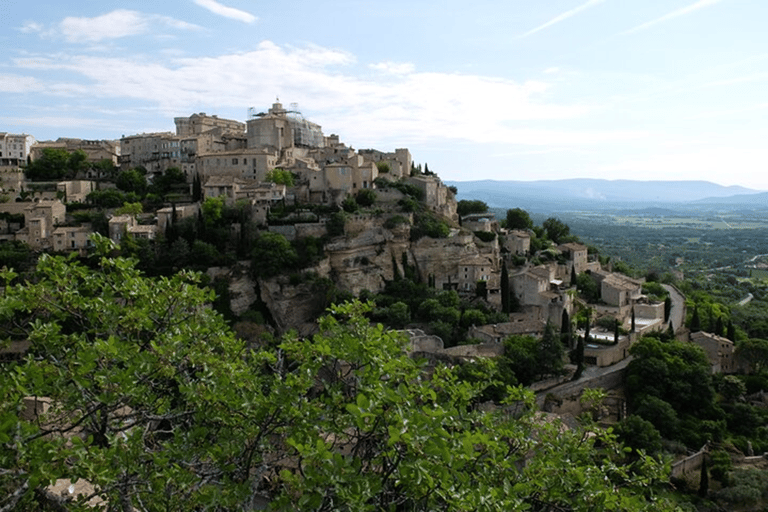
0 238 677 510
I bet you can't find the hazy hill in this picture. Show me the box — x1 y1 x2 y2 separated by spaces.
447 179 762 212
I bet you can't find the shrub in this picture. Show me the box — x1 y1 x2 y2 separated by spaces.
474 231 496 243
384 215 409 229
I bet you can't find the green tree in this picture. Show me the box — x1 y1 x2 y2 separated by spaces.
326 211 347 237
736 338 768 374
114 201 143 216
614 415 662 456
201 195 224 225
355 188 377 207
0 237 295 510
115 168 147 194
505 207 533 230
265 167 294 186
690 304 701 332
192 172 203 202
501 262 510 314
538 321 565 379
25 148 90 181
576 272 600 303
152 167 187 196
251 231 298 278
0 254 677 511
542 217 571 244
456 199 488 217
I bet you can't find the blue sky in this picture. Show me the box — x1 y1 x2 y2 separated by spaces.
4 0 768 190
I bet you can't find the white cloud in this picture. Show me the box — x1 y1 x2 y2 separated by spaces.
11 40 606 148
370 61 416 75
59 9 200 43
519 0 609 38
623 0 726 34
19 21 43 34
192 0 257 23
0 74 41 93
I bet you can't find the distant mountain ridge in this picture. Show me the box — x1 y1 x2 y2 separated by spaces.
446 179 763 212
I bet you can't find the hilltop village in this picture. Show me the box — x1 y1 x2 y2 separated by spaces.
0 103 735 374
6 103 767 511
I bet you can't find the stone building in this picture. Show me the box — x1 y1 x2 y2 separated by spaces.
174 113 245 138
468 312 546 343
31 138 119 165
558 242 589 275
358 147 412 180
52 225 94 255
14 200 66 250
57 180 96 204
690 331 737 374
503 229 531 257
119 132 180 173
0 132 35 167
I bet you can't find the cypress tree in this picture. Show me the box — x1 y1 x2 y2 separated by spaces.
573 336 584 381
664 296 672 323
727 320 735 341
501 262 510 314
561 309 571 348
699 456 709 497
570 265 577 287
192 173 202 202
631 307 636 333
690 304 701 332
614 318 620 345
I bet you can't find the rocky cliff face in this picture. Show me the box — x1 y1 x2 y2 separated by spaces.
217 213 499 336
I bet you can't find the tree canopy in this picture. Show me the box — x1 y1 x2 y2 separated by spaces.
505 208 533 230
265 168 294 187
456 199 488 217
0 241 677 511
24 148 90 181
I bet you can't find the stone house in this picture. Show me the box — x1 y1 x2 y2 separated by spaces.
174 112 245 138
0 132 35 167
558 242 589 275
358 147 412 180
512 265 555 307
14 200 66 250
468 311 546 343
156 203 200 234
31 138 119 166
690 331 737 374
203 175 247 206
119 132 181 173
458 254 497 294
462 212 498 233
108 215 156 242
196 148 277 183
593 271 643 308
51 225 94 255
57 180 96 204
503 229 530 257
406 175 458 222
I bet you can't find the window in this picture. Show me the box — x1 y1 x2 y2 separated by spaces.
232 158 238 165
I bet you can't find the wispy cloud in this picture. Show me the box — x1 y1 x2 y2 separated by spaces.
370 61 415 75
11 41 600 146
519 0 608 39
192 0 257 23
18 21 44 34
623 0 726 35
59 10 200 43
0 74 41 93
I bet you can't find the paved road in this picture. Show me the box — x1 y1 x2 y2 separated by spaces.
663 283 685 332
